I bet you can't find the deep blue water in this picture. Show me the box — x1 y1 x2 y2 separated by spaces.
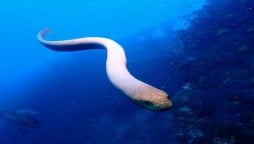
1 0 254 143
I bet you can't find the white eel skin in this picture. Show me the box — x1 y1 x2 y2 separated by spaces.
37 29 173 111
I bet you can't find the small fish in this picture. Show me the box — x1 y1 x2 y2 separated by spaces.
182 82 193 90
15 109 38 116
7 112 41 128
2 109 41 133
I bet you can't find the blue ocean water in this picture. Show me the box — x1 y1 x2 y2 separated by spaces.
0 0 254 143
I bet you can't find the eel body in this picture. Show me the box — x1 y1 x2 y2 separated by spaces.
37 29 172 111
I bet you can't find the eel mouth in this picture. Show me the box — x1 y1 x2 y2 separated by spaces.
134 98 173 111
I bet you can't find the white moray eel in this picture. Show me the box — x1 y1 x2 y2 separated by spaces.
37 29 173 111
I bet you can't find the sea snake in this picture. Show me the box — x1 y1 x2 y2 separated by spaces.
37 29 173 111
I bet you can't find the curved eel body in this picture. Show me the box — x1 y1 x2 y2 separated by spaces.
37 29 172 111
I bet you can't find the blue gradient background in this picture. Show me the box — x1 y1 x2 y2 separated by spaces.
0 0 206 143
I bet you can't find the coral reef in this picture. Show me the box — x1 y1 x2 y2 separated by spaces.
171 0 254 143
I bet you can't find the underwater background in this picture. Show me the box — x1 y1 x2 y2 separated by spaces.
0 0 254 143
